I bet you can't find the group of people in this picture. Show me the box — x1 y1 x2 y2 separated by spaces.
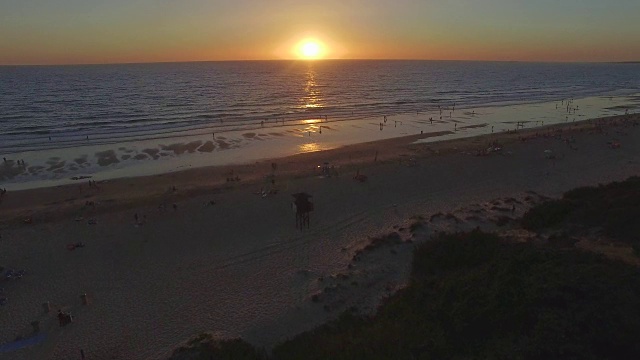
2 158 26 166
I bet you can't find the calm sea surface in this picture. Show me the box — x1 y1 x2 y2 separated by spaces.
1 60 639 153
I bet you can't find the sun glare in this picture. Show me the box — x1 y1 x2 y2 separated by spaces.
297 40 324 60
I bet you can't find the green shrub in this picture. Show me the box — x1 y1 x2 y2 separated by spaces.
521 199 574 231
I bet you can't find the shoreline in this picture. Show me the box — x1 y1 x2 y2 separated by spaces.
0 113 636 227
2 93 638 191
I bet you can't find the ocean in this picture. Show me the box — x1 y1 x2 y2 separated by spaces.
2 60 639 153
0 60 639 188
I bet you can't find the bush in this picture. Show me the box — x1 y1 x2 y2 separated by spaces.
521 199 574 231
522 177 640 244
272 231 640 359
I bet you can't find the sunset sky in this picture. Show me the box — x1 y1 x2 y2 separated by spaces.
1 0 639 65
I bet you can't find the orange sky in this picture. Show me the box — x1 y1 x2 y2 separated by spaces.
1 0 639 65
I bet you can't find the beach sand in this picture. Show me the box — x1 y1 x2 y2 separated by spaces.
0 114 638 359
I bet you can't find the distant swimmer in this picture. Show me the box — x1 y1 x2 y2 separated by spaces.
261 120 264 127
49 136 51 141
212 132 215 138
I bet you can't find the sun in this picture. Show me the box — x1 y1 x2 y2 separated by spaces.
297 40 325 60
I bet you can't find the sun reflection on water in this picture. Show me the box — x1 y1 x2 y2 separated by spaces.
299 63 324 110
298 143 321 153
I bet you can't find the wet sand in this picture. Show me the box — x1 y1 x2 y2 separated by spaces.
0 113 638 359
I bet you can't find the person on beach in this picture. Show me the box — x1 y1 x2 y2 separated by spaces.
384 116 387 123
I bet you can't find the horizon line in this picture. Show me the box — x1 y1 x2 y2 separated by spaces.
1 58 637 67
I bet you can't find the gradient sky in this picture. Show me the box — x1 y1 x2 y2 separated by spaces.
1 0 639 65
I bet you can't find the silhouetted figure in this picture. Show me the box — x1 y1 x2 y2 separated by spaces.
292 193 313 229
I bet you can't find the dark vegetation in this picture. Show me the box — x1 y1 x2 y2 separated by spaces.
522 176 640 245
172 178 640 360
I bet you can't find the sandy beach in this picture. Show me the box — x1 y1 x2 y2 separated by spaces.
0 113 639 359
